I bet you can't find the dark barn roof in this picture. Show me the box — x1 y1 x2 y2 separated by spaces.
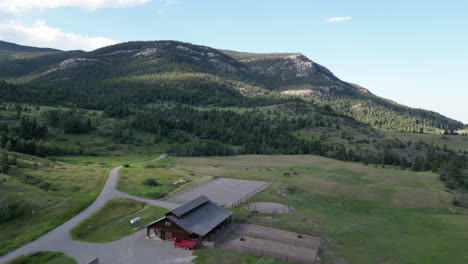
170 195 210 218
151 195 232 237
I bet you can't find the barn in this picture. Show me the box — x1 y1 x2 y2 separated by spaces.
147 195 232 241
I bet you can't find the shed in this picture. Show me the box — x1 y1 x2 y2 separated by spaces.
147 195 232 241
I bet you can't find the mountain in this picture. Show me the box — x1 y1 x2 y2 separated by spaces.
0 40 466 202
0 40 463 133
0 40 61 53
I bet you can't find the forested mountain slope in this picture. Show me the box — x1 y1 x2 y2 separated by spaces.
0 40 462 133
0 40 61 53
0 40 467 205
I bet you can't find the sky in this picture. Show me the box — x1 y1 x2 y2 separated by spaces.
0 0 467 123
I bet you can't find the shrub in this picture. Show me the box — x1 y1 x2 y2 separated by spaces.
142 178 158 186
70 186 81 192
123 164 130 168
0 198 29 224
145 192 164 199
38 182 51 191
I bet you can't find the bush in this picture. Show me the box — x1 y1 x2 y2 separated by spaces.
38 182 51 191
123 164 130 168
0 198 29 224
453 190 468 208
70 186 81 192
142 178 158 186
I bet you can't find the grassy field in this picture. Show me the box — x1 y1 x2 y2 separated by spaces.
173 155 468 264
0 152 163 256
0 153 112 256
382 130 468 152
117 156 206 199
70 199 167 243
6 251 76 264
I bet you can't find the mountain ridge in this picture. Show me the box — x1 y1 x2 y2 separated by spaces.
0 40 62 53
0 40 463 132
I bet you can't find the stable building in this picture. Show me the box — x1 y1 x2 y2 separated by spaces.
147 195 232 241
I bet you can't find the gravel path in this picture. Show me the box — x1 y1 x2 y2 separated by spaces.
0 155 193 264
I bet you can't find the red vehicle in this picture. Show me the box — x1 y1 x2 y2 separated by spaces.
173 238 198 249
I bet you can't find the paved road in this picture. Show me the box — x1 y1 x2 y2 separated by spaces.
0 155 193 264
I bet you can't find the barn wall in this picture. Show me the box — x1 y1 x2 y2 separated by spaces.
148 217 191 240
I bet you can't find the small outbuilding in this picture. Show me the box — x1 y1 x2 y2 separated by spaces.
147 195 232 241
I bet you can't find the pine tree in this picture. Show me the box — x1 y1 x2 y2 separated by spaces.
0 151 10 174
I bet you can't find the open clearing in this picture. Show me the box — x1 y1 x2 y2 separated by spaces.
175 155 468 264
71 198 168 243
117 156 206 199
164 178 270 207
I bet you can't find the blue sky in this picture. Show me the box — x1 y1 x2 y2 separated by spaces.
0 0 467 123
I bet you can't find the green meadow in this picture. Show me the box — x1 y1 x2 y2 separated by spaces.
117 156 206 199
174 155 468 264
70 199 167 243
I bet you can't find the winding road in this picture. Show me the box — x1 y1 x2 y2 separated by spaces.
0 155 193 264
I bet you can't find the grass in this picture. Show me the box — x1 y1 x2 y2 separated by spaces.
193 248 298 264
174 155 468 264
117 156 205 199
6 251 76 264
0 152 163 256
382 130 468 152
0 153 111 256
70 199 167 243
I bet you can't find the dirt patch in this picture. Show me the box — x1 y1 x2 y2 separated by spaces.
220 224 321 264
246 202 292 214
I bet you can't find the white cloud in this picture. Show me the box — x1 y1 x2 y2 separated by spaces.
0 20 119 51
160 0 176 5
0 0 151 14
325 16 352 23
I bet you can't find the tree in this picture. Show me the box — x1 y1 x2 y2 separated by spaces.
0 151 10 174
5 140 13 152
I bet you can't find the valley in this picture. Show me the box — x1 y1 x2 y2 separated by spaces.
0 40 467 264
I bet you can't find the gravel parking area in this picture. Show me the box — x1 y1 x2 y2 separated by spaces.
165 178 270 207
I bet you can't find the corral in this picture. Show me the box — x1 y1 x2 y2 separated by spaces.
164 178 270 208
218 224 321 264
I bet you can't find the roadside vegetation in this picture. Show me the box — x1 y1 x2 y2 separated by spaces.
0 153 110 256
70 199 167 243
176 155 468 264
6 251 76 264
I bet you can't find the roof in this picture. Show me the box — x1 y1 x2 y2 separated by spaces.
170 195 209 218
150 195 232 236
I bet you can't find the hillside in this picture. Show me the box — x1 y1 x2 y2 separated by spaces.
0 40 463 133
0 40 60 53
0 40 467 263
0 41 466 196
